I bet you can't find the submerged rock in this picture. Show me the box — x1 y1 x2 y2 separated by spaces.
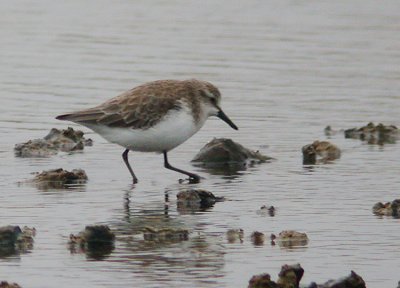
177 189 223 212
307 270 366 288
15 127 92 157
69 225 115 246
278 264 304 288
257 205 276 217
69 225 115 260
14 139 58 157
302 141 341 165
372 199 400 217
192 138 274 168
0 226 23 247
0 226 36 256
32 168 87 189
248 264 304 288
226 229 244 244
324 126 344 137
271 230 308 248
248 273 278 288
44 127 92 147
251 231 265 246
143 227 189 243
0 282 22 288
344 122 399 145
249 265 365 288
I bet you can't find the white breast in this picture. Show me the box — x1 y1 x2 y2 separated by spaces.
85 104 208 152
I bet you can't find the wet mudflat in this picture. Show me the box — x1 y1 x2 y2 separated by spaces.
1 1 400 287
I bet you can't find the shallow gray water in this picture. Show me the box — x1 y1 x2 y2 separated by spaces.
1 1 400 287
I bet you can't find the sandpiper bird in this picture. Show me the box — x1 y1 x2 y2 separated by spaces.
56 79 238 183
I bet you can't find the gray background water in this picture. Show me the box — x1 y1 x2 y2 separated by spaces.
1 1 399 287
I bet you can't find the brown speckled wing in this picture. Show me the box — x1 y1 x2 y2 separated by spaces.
57 80 194 130
98 94 182 129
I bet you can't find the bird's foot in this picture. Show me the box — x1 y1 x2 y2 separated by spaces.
188 175 201 184
178 174 203 184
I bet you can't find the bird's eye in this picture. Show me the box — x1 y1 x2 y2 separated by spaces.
210 97 217 105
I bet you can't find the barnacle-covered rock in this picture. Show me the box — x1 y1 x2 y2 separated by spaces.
15 127 92 157
251 231 265 246
249 265 365 288
302 141 341 165
32 168 87 189
69 225 115 246
248 264 304 288
0 281 22 288
307 270 366 288
192 138 274 167
248 273 278 288
142 227 189 243
177 189 223 213
0 225 36 256
324 126 343 136
278 264 304 288
344 122 399 145
271 230 308 248
69 225 115 260
372 199 400 217
226 229 244 244
257 205 276 217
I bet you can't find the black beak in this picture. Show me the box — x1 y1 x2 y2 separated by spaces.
217 109 238 130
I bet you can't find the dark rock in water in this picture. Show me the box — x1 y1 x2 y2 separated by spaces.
248 273 278 288
70 225 115 245
226 229 244 244
251 231 265 246
44 127 92 147
344 122 399 145
325 122 399 145
271 230 309 248
0 226 22 246
0 225 36 257
278 264 304 288
372 199 400 217
33 168 87 183
249 265 365 288
257 205 276 217
142 227 189 243
307 270 366 288
0 281 22 288
14 139 58 157
14 127 92 157
32 168 87 189
302 141 341 165
177 189 223 213
324 126 344 136
69 225 115 260
192 138 274 167
248 264 304 288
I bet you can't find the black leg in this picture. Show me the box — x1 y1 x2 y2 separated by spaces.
122 149 138 184
163 151 200 183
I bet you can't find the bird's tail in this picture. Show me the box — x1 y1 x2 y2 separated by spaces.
56 114 74 121
56 108 104 123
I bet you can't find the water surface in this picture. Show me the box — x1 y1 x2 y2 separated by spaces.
1 1 399 287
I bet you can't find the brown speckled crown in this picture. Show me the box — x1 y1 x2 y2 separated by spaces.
56 79 220 130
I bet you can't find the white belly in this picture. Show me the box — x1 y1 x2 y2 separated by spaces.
84 107 206 152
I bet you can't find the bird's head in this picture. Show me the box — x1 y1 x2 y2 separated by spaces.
198 81 238 130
